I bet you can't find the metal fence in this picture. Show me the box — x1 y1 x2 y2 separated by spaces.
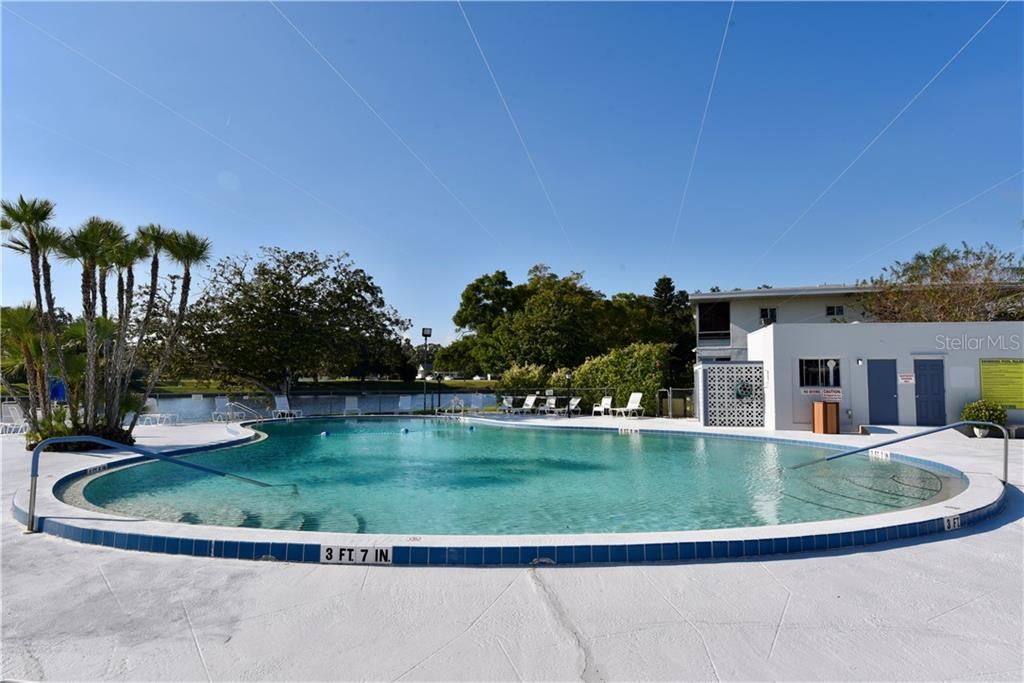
147 391 497 423
143 385 696 423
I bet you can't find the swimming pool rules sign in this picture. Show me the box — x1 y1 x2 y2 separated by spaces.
320 546 393 565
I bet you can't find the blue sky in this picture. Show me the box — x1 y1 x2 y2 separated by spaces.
3 1 1021 342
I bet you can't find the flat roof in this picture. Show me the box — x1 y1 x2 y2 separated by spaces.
690 284 877 301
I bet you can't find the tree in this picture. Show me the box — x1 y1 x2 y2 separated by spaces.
494 271 605 369
185 248 409 394
860 242 1024 322
129 231 210 430
434 336 483 376
1 196 56 427
452 270 524 335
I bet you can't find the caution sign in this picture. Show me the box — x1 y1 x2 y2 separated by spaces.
980 359 1024 409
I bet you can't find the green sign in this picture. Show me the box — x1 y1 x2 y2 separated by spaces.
980 359 1024 409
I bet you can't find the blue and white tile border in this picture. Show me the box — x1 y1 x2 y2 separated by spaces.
11 416 1009 567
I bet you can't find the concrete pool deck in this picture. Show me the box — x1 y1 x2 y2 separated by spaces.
2 418 1022 680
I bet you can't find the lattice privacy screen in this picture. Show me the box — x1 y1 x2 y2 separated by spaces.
697 363 765 427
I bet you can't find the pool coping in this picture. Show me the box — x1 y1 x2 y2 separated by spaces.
10 416 1008 566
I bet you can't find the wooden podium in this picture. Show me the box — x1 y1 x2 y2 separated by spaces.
813 401 839 434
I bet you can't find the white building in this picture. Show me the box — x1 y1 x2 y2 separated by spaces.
698 320 1023 432
692 284 875 362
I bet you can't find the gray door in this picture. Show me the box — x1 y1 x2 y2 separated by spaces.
867 359 899 424
914 359 946 426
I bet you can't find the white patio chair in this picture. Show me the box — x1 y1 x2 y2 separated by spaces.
611 392 645 418
211 396 245 422
499 396 515 414
541 396 559 415
343 396 361 415
593 396 613 416
272 395 303 418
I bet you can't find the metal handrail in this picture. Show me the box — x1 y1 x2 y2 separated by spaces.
225 401 266 422
24 435 281 533
789 421 1011 485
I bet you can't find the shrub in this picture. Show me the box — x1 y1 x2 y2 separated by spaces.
960 399 1007 426
496 363 549 394
571 342 671 414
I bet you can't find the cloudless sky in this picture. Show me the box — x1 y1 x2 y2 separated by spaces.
3 1 1021 342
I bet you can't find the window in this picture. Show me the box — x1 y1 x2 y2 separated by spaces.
697 301 730 343
759 307 777 325
799 358 841 387
826 305 844 317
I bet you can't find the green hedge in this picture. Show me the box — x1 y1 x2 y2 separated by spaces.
571 342 671 414
496 363 550 393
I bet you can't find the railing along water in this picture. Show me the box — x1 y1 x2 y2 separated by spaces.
23 435 283 533
789 421 1011 485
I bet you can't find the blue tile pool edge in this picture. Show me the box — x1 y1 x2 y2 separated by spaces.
20 417 991 567
13 483 1006 567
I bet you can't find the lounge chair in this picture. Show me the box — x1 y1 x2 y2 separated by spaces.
499 396 515 413
554 397 582 416
139 397 177 425
612 392 645 418
1 403 28 435
343 396 361 415
593 396 612 416
511 394 539 414
541 396 559 415
211 396 245 422
397 395 412 413
272 395 303 418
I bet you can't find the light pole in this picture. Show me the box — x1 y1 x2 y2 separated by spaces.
565 371 573 420
421 327 431 412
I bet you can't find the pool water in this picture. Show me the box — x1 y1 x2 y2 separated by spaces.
79 419 962 535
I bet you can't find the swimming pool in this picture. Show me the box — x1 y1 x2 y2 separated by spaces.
77 418 965 535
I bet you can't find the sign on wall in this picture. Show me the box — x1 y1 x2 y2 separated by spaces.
800 386 843 400
897 373 915 384
980 359 1024 409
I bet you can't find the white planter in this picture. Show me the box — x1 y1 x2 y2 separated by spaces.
973 427 990 438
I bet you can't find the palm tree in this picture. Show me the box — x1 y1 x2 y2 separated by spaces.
59 218 113 429
35 224 76 407
121 224 166 398
0 306 43 426
131 230 211 432
1 196 56 425
104 232 148 427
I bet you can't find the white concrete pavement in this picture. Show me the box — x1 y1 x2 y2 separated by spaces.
1 420 1022 681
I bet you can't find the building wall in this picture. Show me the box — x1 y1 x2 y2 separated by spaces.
697 294 866 362
748 321 1024 431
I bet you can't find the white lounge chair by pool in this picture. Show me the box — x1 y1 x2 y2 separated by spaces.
211 396 245 422
612 392 645 418
541 396 559 414
593 396 612 416
512 394 539 414
499 396 514 413
343 396 361 415
555 397 582 416
1 403 28 435
139 397 177 425
397 395 412 413
272 395 303 418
